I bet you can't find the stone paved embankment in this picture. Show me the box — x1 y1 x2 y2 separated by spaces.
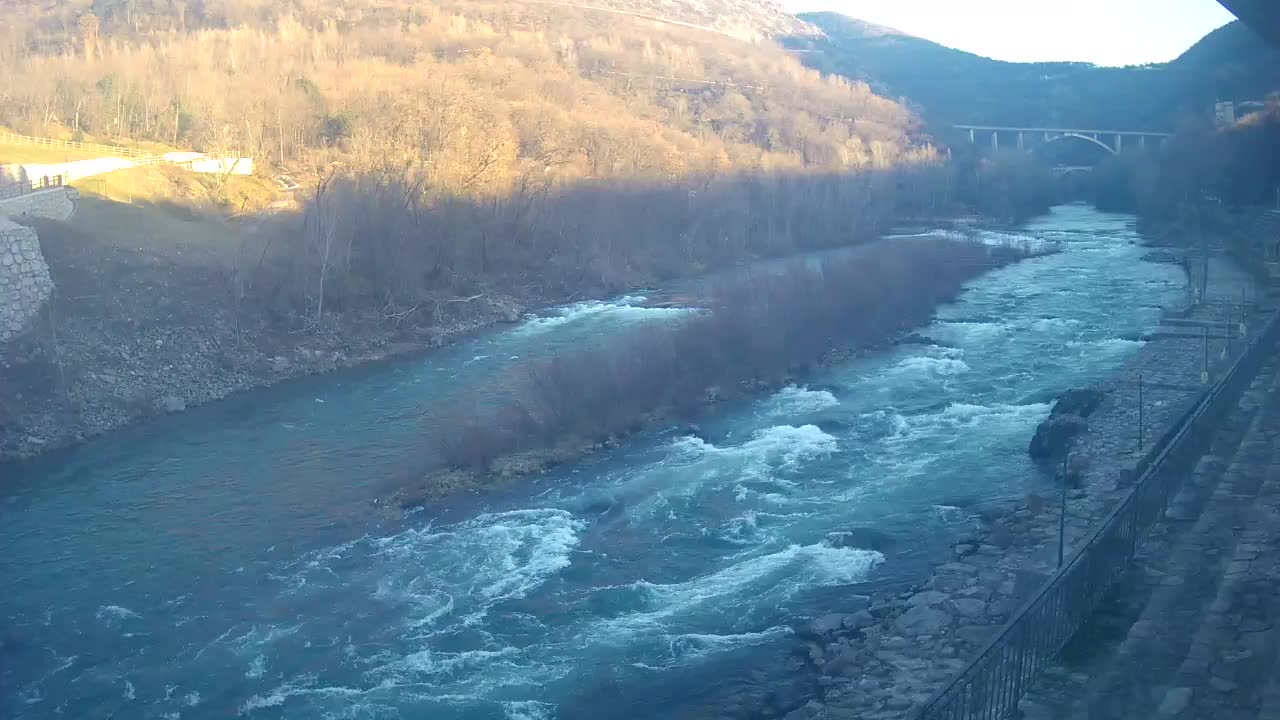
745 251 1269 720
1019 353 1280 720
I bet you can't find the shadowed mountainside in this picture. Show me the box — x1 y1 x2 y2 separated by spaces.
790 15 1280 131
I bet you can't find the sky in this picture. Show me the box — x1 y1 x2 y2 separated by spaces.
782 0 1238 66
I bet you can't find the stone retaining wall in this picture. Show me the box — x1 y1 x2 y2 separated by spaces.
0 187 75 221
0 217 54 341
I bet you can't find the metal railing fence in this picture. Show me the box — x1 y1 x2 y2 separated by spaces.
916 308 1280 720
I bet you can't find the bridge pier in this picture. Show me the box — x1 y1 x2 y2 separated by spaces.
1017 131 1024 151
992 131 999 150
1116 134 1123 152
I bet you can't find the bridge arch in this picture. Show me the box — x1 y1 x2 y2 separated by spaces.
1034 132 1117 156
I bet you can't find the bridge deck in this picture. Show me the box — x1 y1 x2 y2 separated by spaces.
954 125 1174 137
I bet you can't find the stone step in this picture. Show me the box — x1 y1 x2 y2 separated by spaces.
1173 385 1280 720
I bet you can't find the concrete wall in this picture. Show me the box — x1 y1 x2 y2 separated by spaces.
0 188 75 222
0 217 54 341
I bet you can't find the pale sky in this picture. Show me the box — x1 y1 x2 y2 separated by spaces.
784 0 1239 66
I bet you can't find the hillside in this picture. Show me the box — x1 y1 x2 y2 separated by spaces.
791 14 1280 131
1 1 914 182
0 0 965 459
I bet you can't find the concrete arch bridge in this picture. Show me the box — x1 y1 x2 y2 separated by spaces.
954 125 1174 155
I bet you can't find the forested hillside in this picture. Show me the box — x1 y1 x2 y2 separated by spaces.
0 0 913 183
792 14 1280 131
0 0 981 458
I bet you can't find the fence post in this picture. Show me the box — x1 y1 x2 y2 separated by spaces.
1059 452 1068 569
1137 374 1144 454
1202 326 1210 384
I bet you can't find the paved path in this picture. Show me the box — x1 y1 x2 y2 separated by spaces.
1019 352 1280 720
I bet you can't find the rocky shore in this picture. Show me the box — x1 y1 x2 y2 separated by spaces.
0 248 533 461
726 252 1269 720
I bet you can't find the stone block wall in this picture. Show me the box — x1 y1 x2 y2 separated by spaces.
0 217 54 341
0 188 75 221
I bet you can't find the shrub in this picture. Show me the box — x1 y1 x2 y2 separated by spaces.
427 236 1044 471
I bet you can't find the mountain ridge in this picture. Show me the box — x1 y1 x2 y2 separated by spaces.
790 12 1280 132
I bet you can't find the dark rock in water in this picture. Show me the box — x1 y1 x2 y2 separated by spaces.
826 527 896 553
801 613 848 638
1027 387 1106 463
1028 413 1088 461
895 604 952 634
842 609 876 631
975 499 1019 524
1052 387 1107 418
815 418 853 434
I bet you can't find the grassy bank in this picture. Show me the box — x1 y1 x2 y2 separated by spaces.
402 236 1046 503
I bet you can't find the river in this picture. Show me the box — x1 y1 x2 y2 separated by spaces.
0 205 1186 720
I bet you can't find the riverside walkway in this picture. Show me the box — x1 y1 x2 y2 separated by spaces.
1018 352 1280 720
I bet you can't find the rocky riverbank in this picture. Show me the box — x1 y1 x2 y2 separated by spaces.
726 251 1270 720
0 238 535 461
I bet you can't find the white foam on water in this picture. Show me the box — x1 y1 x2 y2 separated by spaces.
232 623 304 653
381 646 522 680
503 700 556 720
890 355 971 380
613 543 883 633
123 679 135 700
737 425 840 474
878 402 1051 460
514 296 692 336
974 229 1042 247
95 605 141 623
246 653 267 679
1029 317 1081 333
184 691 201 706
604 425 838 515
1090 337 1147 354
238 677 362 715
928 320 1008 345
665 627 790 663
366 645 571 703
767 385 839 416
240 688 288 713
369 509 583 627
884 229 970 242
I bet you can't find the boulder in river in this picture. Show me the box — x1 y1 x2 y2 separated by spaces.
1028 413 1088 462
801 613 849 639
1052 387 1107 418
895 603 952 634
1028 388 1108 463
